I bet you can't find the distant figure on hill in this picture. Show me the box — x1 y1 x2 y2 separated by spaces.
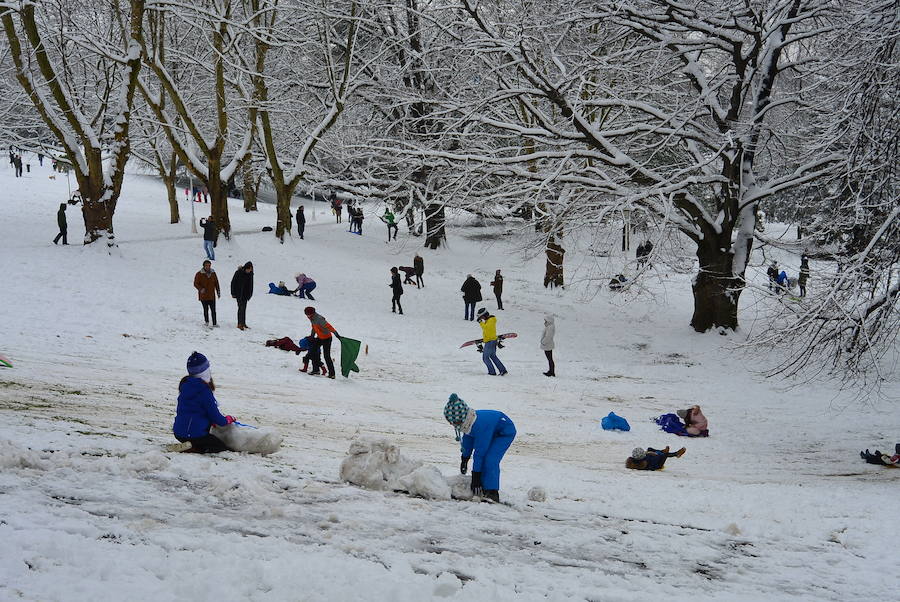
383 208 398 241
304 306 341 379
476 308 507 376
230 262 254 330
490 269 504 310
200 216 218 260
292 273 316 300
798 255 810 297
540 314 555 377
398 266 417 285
414 253 424 288
389 267 404 314
766 261 778 291
53 203 68 245
193 260 221 327
331 194 343 223
461 274 482 321
296 205 305 239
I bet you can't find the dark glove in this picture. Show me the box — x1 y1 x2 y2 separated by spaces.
470 472 483 496
460 456 469 475
498 342 505 349
476 343 484 353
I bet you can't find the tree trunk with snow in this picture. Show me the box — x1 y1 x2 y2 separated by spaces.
424 203 446 249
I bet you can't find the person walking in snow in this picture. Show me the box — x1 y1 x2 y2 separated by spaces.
798 255 810 297
292 273 316 300
476 307 507 376
53 203 68 245
626 446 685 470
230 262 254 330
332 194 343 223
389 267 404 314
200 216 218 260
461 274 482 321
172 352 236 453
443 393 516 503
766 261 778 291
383 208 398 241
490 269 504 310
413 253 424 288
37 152 43 166
541 314 555 377
14 154 22 177
296 205 305 240
194 260 221 327
304 306 341 379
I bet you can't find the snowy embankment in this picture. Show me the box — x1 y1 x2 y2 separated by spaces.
0 158 898 601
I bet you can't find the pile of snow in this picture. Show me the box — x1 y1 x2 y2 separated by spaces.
339 437 456 500
213 422 282 455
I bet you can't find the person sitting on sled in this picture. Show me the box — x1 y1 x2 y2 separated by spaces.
626 446 685 470
172 352 235 453
443 393 516 503
268 281 292 295
676 405 709 437
860 444 900 466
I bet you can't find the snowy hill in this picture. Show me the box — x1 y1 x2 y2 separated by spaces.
1 156 897 601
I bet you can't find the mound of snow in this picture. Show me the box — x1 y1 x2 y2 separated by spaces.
213 423 282 455
340 437 455 500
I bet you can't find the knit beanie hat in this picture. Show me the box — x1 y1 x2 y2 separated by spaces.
187 351 209 375
631 447 647 460
676 408 689 420
444 393 470 441
476 307 488 320
304 306 315 316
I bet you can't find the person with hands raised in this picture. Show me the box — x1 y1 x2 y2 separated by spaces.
444 393 516 503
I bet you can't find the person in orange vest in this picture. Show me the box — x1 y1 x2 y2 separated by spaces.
304 306 341 378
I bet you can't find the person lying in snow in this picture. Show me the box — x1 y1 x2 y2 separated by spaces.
443 393 516 503
268 281 292 295
172 352 235 453
860 444 900 466
626 446 685 470
676 405 709 437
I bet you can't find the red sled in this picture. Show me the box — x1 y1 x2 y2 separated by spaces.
460 333 517 349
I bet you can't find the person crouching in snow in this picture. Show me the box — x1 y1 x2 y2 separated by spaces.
476 307 507 376
626 446 685 470
444 393 516 503
676 405 709 437
172 352 235 453
298 336 326 375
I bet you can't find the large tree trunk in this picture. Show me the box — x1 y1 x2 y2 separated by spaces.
273 179 295 241
424 203 446 249
77 149 115 245
242 159 258 212
544 236 565 288
207 155 230 237
691 242 741 332
164 152 179 224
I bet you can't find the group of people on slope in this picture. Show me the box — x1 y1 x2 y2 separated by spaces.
461 271 504 320
386 254 425 315
767 255 810 297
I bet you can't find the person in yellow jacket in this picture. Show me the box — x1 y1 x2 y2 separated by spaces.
476 308 507 376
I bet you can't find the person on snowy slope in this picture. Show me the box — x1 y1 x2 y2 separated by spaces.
194 260 221 327
304 306 341 379
476 307 507 376
172 352 235 453
541 314 555 377
676 405 709 437
626 446 685 470
231 262 254 330
443 393 516 503
460 275 482 320
389 267 404 314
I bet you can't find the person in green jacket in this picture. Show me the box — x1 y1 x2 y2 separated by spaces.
383 208 398 242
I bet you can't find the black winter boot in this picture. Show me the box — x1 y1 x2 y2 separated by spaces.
483 490 500 503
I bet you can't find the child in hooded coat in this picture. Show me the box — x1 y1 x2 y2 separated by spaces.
541 314 555 377
172 352 235 453
443 393 516 502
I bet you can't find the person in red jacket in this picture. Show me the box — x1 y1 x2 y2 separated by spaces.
304 306 341 379
193 260 221 327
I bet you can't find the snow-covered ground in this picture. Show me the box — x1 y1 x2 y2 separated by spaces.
1 157 897 601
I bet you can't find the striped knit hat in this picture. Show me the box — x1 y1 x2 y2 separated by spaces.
443 393 469 441
187 351 210 375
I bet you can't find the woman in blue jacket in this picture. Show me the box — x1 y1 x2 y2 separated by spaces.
173 352 235 453
443 393 516 502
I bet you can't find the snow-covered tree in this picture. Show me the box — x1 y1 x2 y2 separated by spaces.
2 0 145 245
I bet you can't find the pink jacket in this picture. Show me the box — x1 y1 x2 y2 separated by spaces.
686 406 708 434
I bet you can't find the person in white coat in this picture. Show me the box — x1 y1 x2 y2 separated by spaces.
540 314 555 377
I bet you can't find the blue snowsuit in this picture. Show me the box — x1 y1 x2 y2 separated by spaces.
460 410 516 490
173 377 229 439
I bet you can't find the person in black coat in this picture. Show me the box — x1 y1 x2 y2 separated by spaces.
199 216 218 260
53 203 68 245
390 267 404 314
490 269 504 310
460 274 482 321
230 262 254 330
296 205 306 239
413 253 424 288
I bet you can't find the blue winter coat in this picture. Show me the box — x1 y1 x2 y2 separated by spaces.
173 377 228 439
460 410 516 472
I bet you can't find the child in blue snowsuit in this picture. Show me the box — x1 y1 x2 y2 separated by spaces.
444 393 516 502
173 352 235 453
